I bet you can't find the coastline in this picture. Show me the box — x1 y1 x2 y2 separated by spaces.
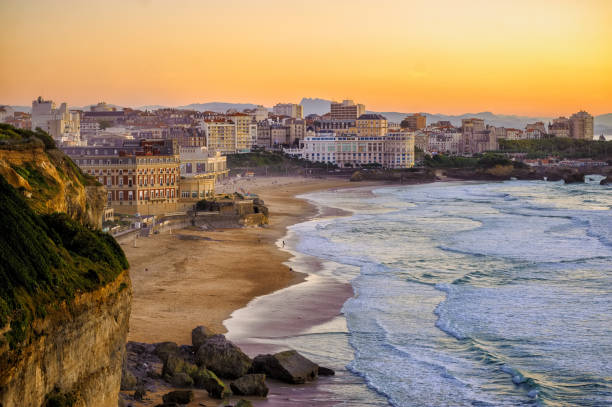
122 176 382 344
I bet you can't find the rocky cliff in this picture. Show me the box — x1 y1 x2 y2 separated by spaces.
0 124 131 407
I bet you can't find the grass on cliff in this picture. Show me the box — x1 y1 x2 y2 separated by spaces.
0 175 128 350
498 138 612 160
423 153 527 169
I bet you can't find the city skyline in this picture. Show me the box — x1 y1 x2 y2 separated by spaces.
1 0 610 116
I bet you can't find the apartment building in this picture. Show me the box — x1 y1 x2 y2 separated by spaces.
356 114 388 137
330 100 365 120
272 103 303 119
569 111 594 140
229 112 257 152
548 117 570 138
202 119 237 154
31 96 82 146
401 113 427 131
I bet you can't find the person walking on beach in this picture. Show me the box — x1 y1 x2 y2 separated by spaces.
282 240 285 247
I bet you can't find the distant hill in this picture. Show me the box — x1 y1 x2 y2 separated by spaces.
300 98 332 116
176 102 260 112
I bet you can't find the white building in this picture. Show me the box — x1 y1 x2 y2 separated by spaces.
179 146 229 181
31 96 82 146
427 130 462 155
292 130 415 168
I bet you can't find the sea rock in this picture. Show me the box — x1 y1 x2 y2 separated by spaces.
192 325 217 349
162 390 194 404
195 335 252 379
251 350 318 384
235 400 253 407
155 403 180 407
563 172 584 184
133 385 146 401
600 176 610 185
154 341 180 363
169 372 194 387
193 367 230 399
163 354 198 378
318 366 335 376
230 373 269 397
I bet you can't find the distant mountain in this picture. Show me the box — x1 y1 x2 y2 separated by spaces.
6 105 31 113
300 98 332 116
176 102 260 112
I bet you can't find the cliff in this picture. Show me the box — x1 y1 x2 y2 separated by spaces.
0 124 106 228
0 124 131 407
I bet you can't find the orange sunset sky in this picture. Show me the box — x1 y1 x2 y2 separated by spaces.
1 0 610 116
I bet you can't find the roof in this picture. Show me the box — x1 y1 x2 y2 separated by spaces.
357 114 387 120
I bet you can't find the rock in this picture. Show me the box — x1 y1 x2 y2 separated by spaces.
193 367 230 399
235 400 253 407
163 354 198 378
563 172 584 184
154 341 179 363
600 176 610 185
230 373 268 397
154 404 179 407
169 372 194 387
162 390 194 404
120 369 137 391
252 350 318 384
195 335 252 379
133 385 146 401
192 325 217 349
318 366 335 376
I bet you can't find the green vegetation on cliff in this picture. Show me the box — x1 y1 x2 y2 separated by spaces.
424 153 526 169
498 138 612 160
0 175 128 349
227 151 338 173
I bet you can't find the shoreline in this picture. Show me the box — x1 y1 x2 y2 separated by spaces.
122 176 383 344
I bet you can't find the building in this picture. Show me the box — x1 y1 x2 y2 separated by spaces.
548 117 570 138
356 114 388 138
229 112 257 152
64 139 180 215
272 103 303 119
427 130 462 154
569 111 594 140
90 102 116 112
525 122 546 134
330 100 365 120
179 146 228 181
31 96 82 146
297 130 415 169
401 113 427 131
202 119 237 154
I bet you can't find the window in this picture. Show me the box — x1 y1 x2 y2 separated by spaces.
119 191 124 201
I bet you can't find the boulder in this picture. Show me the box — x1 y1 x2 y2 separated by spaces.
230 374 268 397
163 354 198 378
193 367 230 399
563 172 584 184
192 325 217 349
133 385 146 401
169 372 194 387
235 400 253 407
251 350 318 384
600 176 610 185
155 404 179 407
318 366 335 376
162 390 194 404
195 335 252 379
154 341 180 363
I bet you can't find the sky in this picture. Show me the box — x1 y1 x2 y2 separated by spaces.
1 0 610 116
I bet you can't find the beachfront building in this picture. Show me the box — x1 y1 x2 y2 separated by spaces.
356 114 389 138
179 146 229 181
31 96 82 146
229 112 257 152
202 119 237 154
63 139 180 215
297 130 415 168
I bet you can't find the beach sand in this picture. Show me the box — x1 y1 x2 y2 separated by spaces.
123 176 372 344
120 176 385 406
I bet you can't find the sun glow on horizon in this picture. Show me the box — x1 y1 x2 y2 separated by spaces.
1 0 610 116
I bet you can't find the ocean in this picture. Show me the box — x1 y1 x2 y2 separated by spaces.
271 180 612 407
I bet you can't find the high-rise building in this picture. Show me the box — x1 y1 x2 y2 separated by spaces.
401 113 427 131
569 111 594 140
272 103 303 119
330 100 365 120
31 96 82 146
201 119 237 154
229 112 257 152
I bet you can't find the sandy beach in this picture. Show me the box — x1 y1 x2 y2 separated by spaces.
123 176 377 345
